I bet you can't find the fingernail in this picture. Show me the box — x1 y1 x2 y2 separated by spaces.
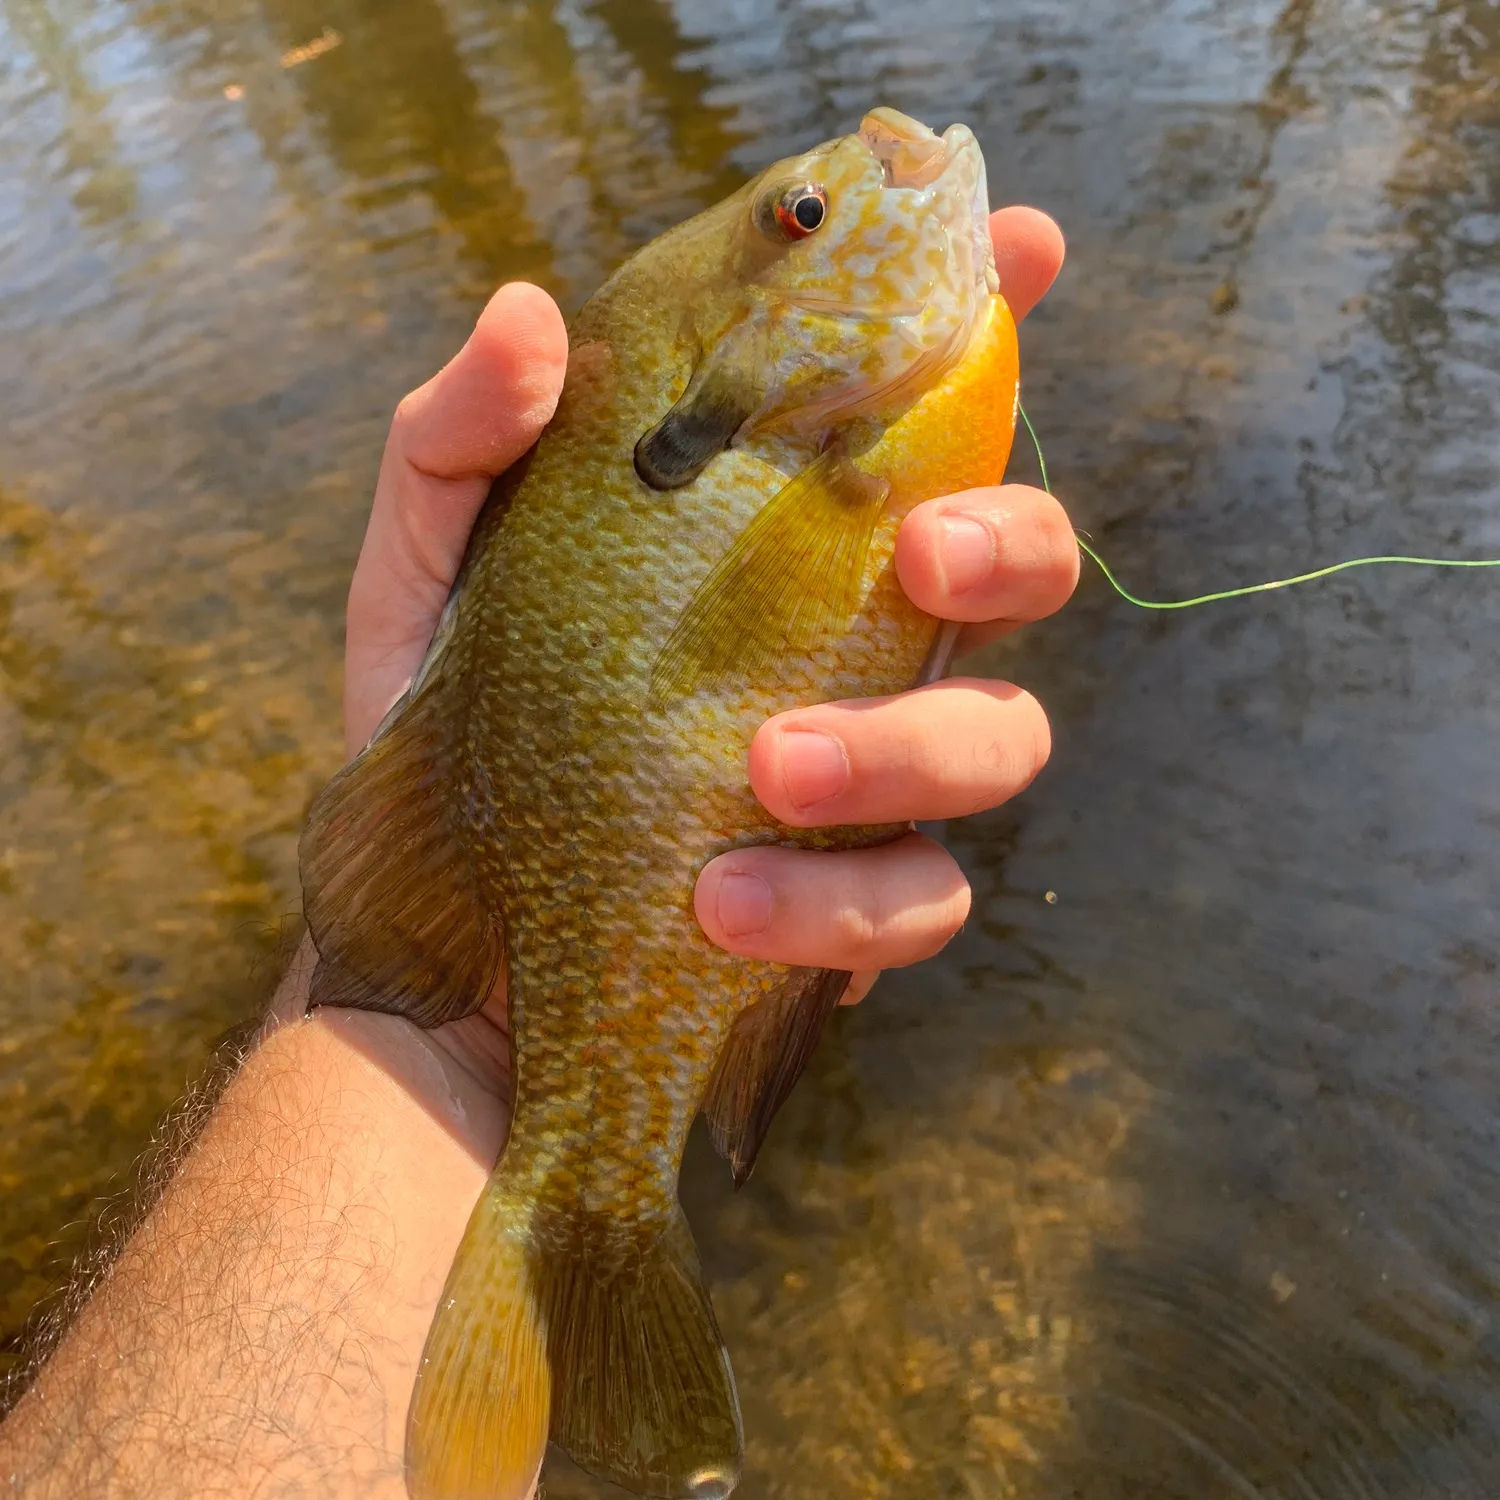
940 514 996 596
779 728 850 810
715 871 773 938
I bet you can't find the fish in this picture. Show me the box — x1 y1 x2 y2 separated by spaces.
298 106 1019 1500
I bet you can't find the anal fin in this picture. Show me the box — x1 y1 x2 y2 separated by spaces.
702 966 852 1186
299 648 501 1028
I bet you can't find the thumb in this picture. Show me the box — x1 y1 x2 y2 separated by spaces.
344 282 568 753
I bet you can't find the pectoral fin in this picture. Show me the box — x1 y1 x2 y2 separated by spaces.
701 966 852 1186
651 448 890 702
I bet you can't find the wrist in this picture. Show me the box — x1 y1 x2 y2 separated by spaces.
0 947 495 1499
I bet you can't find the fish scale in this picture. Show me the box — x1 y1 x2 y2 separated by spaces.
299 108 1018 1500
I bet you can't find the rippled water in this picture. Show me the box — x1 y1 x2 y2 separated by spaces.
3 0 1499 1492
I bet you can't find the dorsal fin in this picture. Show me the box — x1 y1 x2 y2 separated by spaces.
299 618 503 1028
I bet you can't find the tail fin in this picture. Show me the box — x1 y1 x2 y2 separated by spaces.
406 1190 550 1500
408 1184 743 1500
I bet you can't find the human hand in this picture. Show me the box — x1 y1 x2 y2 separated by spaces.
326 205 1072 1159
692 206 1075 1003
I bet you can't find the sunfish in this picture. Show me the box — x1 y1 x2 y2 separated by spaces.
300 105 1019 1500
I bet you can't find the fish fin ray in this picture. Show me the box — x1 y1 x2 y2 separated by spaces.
410 1182 742 1500
651 448 890 702
702 966 852 1186
547 1207 742 1497
299 637 502 1027
406 1190 550 1500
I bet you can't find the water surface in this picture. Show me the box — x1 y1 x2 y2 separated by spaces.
2 0 1499 1493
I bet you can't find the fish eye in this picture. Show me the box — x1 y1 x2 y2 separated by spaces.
778 186 827 238
759 182 828 242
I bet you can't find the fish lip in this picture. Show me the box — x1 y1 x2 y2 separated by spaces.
860 105 938 144
857 109 985 194
859 108 948 189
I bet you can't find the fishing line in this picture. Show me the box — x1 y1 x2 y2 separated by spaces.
1016 404 1500 610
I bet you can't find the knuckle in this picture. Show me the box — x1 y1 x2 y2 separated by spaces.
1008 696 1051 786
949 877 974 928
954 687 1049 808
890 842 968 962
965 742 1012 812
391 388 425 437
833 894 881 956
917 883 971 959
908 929 949 963
1037 506 1081 588
1009 691 1053 784
1003 690 1050 772
908 900 967 962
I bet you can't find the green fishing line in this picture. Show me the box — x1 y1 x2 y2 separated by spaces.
1017 404 1500 610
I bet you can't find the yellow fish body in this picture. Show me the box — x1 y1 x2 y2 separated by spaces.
300 108 1019 1500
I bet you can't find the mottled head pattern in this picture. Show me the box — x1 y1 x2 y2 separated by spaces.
737 107 996 428
635 108 995 488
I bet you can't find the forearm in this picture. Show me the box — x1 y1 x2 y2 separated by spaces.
0 946 492 1500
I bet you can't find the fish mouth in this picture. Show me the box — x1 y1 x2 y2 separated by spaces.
858 106 952 189
858 107 998 295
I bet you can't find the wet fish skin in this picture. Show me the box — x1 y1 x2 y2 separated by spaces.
299 107 1019 1500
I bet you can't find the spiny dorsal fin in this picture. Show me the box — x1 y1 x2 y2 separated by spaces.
701 966 852 1187
651 447 890 702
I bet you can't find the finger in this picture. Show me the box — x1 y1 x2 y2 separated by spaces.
989 206 1066 322
841 971 879 1005
748 678 1050 828
694 832 970 971
895 482 1079 654
344 282 568 752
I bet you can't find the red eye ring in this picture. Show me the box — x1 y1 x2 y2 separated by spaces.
775 186 828 240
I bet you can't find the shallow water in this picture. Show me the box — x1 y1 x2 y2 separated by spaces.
3 0 1500 1492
